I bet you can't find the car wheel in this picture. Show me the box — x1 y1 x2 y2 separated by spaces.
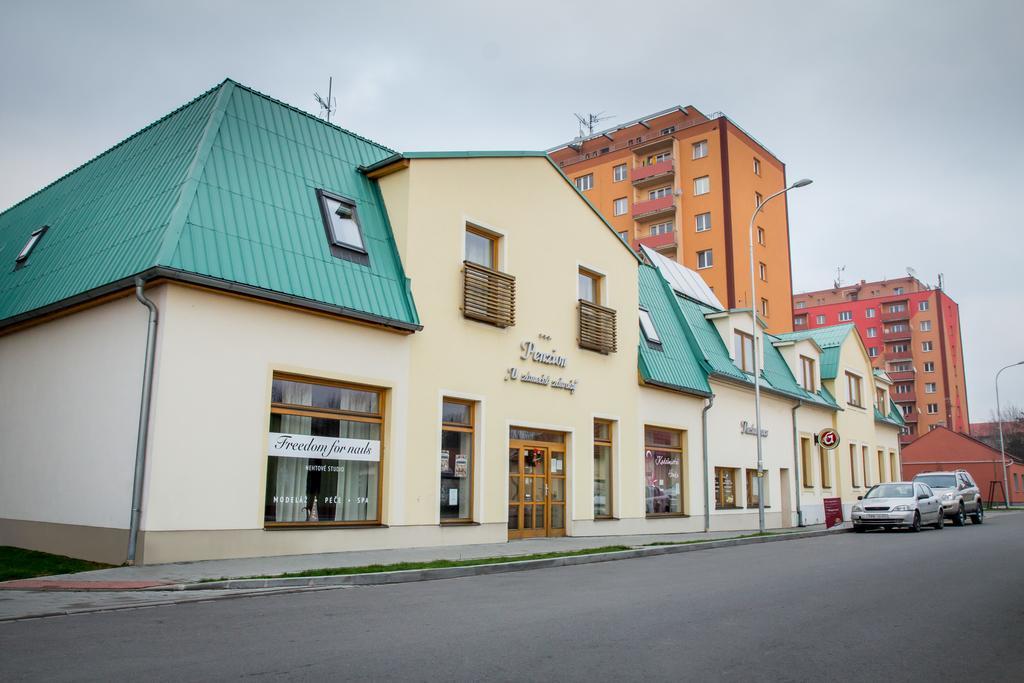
971 503 984 525
953 503 966 526
909 512 921 533
933 510 944 530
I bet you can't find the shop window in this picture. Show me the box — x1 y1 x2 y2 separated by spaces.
819 446 831 488
594 420 614 519
265 375 383 526
801 438 814 488
715 467 739 509
850 444 860 487
645 426 684 516
746 469 768 507
440 399 475 523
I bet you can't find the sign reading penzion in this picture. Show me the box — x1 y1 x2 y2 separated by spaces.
268 433 380 462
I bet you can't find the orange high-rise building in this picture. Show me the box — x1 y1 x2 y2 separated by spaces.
549 106 795 333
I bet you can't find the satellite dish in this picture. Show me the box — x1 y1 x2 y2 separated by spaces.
906 266 917 279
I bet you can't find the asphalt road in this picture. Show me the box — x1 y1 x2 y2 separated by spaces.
3 514 1023 682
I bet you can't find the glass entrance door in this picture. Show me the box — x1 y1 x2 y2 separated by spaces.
508 442 567 539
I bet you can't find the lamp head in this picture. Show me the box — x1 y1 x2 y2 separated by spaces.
791 178 813 188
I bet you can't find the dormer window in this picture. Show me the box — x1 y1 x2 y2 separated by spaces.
734 330 755 373
799 355 816 392
639 308 661 346
15 225 48 265
316 189 367 264
876 388 887 413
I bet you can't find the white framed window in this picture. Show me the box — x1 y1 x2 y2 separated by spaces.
755 191 763 207
613 197 628 216
924 361 935 372
613 164 628 182
865 308 876 318
695 212 711 232
317 189 366 253
919 320 932 331
753 157 761 175
888 303 907 313
575 174 593 191
927 403 939 414
650 221 672 236
867 327 878 338
815 314 826 324
759 262 767 281
692 140 708 159
925 382 937 393
694 176 710 195
838 311 852 322
761 298 769 317
919 300 929 311
795 301 806 309
922 341 934 352
639 308 661 344
697 249 713 269
868 347 878 357
795 314 807 326
757 227 765 245
651 151 671 164
894 287 904 294
649 186 672 200
661 126 676 135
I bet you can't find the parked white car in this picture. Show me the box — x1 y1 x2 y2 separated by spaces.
851 482 943 532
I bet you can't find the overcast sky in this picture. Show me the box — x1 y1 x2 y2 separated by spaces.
2 0 1022 419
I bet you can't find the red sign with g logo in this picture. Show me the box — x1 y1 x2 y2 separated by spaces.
817 428 840 450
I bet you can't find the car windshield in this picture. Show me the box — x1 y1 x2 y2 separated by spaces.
865 484 914 499
916 474 956 489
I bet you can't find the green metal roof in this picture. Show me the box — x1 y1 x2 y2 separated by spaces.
776 324 856 380
0 79 419 330
875 399 907 427
639 261 836 409
637 265 711 397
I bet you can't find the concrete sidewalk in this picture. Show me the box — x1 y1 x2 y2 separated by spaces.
2 524 832 589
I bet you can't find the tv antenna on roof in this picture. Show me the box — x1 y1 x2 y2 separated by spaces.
833 265 845 289
906 266 917 280
314 77 336 123
573 112 614 139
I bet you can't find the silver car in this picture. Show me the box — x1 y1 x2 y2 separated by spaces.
851 482 944 532
913 471 984 526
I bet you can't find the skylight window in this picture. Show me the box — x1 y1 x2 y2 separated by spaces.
639 308 661 345
316 189 366 255
15 225 48 265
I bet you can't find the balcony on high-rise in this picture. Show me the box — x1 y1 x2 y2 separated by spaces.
634 230 676 253
631 160 674 188
632 194 675 220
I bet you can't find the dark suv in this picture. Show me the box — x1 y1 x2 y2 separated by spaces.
913 470 984 526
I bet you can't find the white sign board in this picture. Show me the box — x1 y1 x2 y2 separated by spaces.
268 433 380 462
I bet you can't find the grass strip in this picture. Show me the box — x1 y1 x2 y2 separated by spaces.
205 545 635 582
0 546 112 582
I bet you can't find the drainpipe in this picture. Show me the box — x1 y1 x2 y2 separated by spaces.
127 278 159 565
791 400 804 528
702 395 715 532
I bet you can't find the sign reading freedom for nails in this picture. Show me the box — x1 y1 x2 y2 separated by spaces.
268 433 381 462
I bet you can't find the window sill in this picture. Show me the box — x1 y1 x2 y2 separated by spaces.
645 513 689 519
264 523 388 530
594 516 619 521
440 520 480 526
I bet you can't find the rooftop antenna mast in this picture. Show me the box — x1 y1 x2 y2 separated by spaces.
573 112 614 139
833 265 846 289
314 77 336 123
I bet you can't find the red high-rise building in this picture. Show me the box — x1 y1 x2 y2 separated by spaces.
793 276 969 445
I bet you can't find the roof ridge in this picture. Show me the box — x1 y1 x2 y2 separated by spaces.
154 80 236 266
224 78 397 156
0 80 226 219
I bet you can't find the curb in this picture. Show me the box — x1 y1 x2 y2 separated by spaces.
169 526 842 591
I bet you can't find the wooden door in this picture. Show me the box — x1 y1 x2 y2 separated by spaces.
508 442 566 539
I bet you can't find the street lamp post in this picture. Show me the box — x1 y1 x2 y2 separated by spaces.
749 178 812 533
996 361 1024 508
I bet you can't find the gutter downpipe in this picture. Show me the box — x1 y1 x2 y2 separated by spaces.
791 400 804 528
702 395 715 532
127 278 159 565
